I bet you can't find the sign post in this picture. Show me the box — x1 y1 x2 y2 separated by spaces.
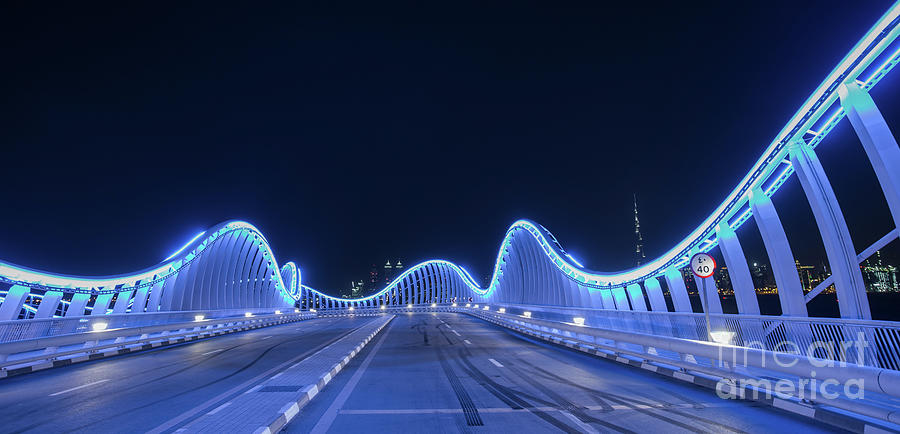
690 252 716 342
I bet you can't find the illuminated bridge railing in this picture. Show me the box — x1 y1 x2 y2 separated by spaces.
471 303 900 371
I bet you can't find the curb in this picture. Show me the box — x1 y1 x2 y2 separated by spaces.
254 316 394 434
471 312 900 434
0 315 311 380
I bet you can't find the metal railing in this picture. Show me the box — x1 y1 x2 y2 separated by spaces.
480 303 900 371
0 307 297 344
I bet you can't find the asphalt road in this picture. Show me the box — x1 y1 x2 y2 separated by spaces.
287 313 843 434
0 316 376 433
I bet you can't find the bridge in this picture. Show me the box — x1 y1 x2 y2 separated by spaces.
1 3 900 433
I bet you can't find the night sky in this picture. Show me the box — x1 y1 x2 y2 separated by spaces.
1 1 898 294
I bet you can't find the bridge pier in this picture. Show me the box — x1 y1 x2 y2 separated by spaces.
664 267 692 312
789 139 870 319
0 285 30 320
626 284 647 311
715 222 760 315
92 292 114 316
748 188 807 316
35 291 63 318
67 292 91 317
840 82 900 231
643 278 667 312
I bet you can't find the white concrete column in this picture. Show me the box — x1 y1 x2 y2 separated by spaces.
0 285 30 320
35 291 64 318
715 222 760 315
749 188 808 316
600 289 614 309
611 287 629 310
626 284 647 311
132 286 151 313
92 293 114 315
643 278 667 312
789 140 870 319
839 82 900 231
663 267 692 312
67 292 91 317
112 290 133 314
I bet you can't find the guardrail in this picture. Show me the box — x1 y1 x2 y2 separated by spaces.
0 311 314 377
476 302 900 371
0 307 299 343
455 307 900 428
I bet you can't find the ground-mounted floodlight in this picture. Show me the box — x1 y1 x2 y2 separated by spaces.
194 315 205 322
523 311 532 318
91 322 108 332
573 317 585 326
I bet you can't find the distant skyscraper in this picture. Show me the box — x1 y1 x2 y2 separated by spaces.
634 194 645 266
861 251 899 293
381 259 404 286
367 263 379 292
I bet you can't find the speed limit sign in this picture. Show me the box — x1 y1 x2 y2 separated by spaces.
690 253 716 278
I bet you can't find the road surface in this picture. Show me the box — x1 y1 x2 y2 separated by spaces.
288 313 841 433
0 316 374 433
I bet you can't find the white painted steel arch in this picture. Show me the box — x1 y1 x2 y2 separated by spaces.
0 221 299 320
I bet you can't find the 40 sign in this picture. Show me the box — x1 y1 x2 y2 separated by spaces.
690 252 716 278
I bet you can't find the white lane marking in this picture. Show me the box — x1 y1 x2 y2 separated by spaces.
464 340 472 345
488 358 503 368
206 402 231 415
560 411 599 434
309 322 394 434
451 330 461 336
201 349 225 356
244 385 262 394
49 379 109 396
339 403 715 414
261 336 272 340
270 372 283 380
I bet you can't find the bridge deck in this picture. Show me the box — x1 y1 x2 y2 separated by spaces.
288 313 842 434
0 316 373 432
